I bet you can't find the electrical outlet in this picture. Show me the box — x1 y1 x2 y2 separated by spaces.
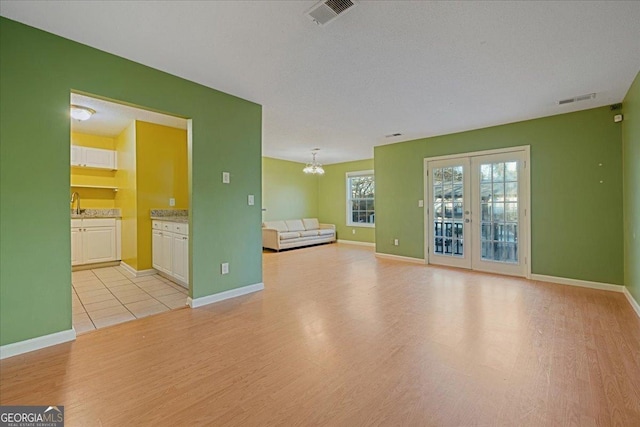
169 198 175 207
221 262 229 275
222 172 230 184
394 239 399 246
248 195 255 205
352 229 356 235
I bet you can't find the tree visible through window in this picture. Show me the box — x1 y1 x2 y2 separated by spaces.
347 171 374 226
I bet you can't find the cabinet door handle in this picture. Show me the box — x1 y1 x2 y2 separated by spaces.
183 237 187 240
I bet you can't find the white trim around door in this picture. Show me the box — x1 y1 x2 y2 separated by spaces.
424 146 531 279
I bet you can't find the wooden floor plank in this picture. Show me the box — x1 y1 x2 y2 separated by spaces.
1 244 639 426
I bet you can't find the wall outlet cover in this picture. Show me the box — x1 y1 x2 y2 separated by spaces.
169 198 176 206
222 172 230 184
221 262 229 275
418 200 424 207
248 195 255 205
394 239 399 246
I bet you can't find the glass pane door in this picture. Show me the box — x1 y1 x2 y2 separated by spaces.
427 158 471 269
471 152 527 277
426 149 528 278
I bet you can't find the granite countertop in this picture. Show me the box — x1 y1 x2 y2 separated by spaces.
150 209 188 223
71 209 121 219
151 216 189 223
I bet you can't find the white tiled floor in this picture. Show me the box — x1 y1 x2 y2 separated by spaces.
72 266 188 334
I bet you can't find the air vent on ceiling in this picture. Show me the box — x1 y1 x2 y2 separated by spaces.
307 0 357 26
558 93 596 105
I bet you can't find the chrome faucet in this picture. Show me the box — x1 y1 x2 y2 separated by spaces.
70 191 81 215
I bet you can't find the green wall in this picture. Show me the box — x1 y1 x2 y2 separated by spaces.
623 71 640 302
318 159 375 243
375 107 624 284
0 18 262 346
262 157 318 221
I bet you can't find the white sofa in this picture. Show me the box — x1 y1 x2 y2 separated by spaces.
262 218 336 251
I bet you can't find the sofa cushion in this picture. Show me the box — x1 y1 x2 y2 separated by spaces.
302 218 320 230
318 228 335 236
263 220 288 232
299 230 319 237
285 219 305 232
279 231 300 240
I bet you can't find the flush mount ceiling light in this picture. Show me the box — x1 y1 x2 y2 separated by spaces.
70 105 96 121
303 149 325 175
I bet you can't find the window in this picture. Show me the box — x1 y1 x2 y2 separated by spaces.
347 170 375 227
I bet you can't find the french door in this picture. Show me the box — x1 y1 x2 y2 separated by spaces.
425 147 529 277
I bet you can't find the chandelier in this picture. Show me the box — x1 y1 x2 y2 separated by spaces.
303 149 325 175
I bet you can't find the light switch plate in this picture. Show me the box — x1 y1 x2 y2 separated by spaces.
169 198 176 207
248 195 255 206
418 200 424 207
222 172 230 184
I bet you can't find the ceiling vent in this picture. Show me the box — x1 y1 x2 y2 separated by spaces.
558 93 596 105
307 0 357 26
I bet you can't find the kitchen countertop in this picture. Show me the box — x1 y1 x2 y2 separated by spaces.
151 216 189 223
71 209 121 219
150 209 188 223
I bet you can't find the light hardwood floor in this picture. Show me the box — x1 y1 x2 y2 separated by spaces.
1 244 639 426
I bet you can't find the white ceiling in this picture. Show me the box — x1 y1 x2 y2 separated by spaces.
70 93 187 137
2 1 640 164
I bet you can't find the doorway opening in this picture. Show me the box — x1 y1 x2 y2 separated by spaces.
424 146 531 278
69 92 191 333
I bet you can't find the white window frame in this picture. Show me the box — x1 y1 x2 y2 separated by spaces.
346 170 375 228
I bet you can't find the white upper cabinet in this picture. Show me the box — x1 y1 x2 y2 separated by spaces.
71 146 117 170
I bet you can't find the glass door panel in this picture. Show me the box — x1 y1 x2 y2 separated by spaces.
471 152 527 277
428 158 471 269
426 149 528 278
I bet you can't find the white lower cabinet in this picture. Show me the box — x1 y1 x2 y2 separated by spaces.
71 218 121 266
152 220 189 287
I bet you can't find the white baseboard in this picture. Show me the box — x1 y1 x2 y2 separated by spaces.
0 328 76 360
531 274 639 319
623 287 640 318
337 239 375 247
530 274 624 293
119 261 157 277
375 252 425 264
188 282 264 308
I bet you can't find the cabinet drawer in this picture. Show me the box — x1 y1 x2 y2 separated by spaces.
172 223 188 236
152 221 163 230
82 218 116 228
162 222 172 232
71 219 82 228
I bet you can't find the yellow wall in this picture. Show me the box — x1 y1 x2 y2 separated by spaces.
71 132 115 150
135 121 188 270
72 124 188 270
114 123 138 269
70 132 117 208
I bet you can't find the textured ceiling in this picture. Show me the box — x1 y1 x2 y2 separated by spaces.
70 94 187 137
2 1 640 164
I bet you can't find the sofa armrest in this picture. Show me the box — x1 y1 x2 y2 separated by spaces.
319 223 336 230
262 228 280 250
